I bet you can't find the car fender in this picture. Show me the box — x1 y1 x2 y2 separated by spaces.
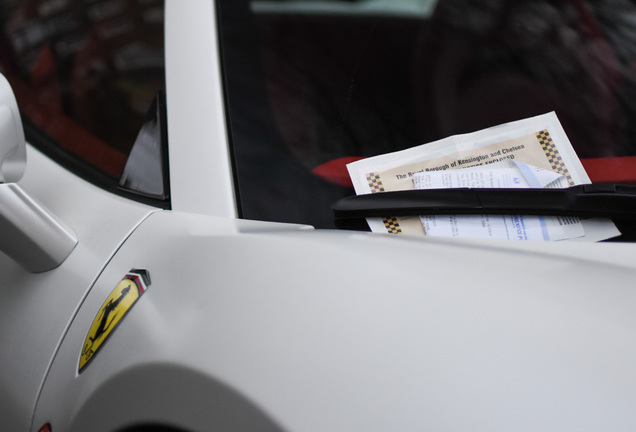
34 210 636 431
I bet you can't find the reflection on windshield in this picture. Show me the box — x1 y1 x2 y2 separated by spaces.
252 0 439 18
218 0 636 229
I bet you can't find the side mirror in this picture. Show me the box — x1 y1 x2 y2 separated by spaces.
0 73 77 272
0 73 26 183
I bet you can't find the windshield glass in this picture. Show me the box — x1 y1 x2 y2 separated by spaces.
217 0 636 229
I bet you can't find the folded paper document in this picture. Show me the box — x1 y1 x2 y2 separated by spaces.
346 112 619 241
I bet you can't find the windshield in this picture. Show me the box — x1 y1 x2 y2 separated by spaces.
217 0 636 229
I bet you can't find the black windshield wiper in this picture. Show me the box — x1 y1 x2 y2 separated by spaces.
333 184 636 226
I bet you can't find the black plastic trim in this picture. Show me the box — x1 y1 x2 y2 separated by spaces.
214 0 244 219
118 91 171 202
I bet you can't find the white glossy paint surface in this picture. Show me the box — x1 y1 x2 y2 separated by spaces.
0 146 155 431
34 210 636 432
164 0 237 217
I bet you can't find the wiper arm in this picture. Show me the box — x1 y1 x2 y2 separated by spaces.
333 184 636 224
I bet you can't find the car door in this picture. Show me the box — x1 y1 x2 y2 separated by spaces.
0 138 157 432
0 1 169 429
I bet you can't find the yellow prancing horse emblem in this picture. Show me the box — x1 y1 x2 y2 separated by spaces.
79 269 151 372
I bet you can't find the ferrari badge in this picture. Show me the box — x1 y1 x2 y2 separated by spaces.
79 269 151 372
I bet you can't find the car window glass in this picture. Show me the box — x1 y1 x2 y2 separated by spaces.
0 0 165 180
218 0 636 229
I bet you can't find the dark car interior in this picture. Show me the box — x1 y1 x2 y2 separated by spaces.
219 0 636 232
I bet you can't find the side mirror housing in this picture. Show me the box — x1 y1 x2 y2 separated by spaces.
0 73 77 272
0 73 26 183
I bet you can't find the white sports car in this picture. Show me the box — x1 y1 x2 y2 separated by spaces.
2 1 636 431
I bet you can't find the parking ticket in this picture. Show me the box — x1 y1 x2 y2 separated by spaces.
412 160 584 241
346 112 620 241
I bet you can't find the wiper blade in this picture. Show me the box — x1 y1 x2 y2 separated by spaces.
333 184 636 222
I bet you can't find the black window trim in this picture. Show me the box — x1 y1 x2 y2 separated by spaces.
23 116 172 210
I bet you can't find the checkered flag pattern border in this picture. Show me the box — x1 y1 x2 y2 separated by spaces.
366 172 386 193
536 129 574 185
365 172 403 234
382 217 402 234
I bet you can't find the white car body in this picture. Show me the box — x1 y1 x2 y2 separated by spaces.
1 1 636 431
